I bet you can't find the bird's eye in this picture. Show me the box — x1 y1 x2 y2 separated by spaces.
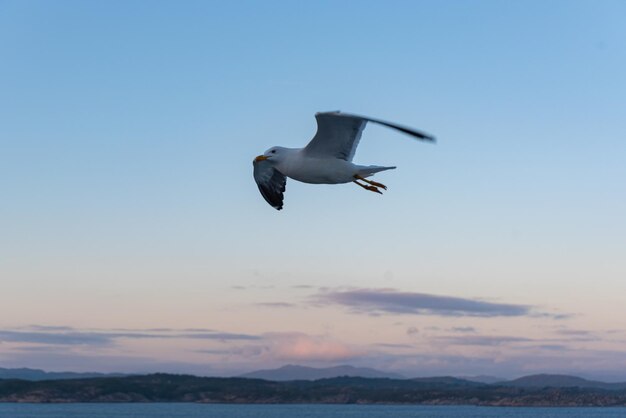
271 150 276 154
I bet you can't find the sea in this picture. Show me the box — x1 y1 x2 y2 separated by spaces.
1 404 626 418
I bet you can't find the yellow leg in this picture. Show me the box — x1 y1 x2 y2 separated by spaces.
354 174 387 190
353 180 382 194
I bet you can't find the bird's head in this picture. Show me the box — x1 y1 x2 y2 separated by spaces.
254 146 288 164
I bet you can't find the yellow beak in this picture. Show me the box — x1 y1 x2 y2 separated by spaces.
254 155 269 162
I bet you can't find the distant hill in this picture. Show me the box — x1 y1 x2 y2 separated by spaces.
240 364 404 381
458 375 504 384
501 374 626 390
411 376 485 387
0 367 125 381
2 373 626 405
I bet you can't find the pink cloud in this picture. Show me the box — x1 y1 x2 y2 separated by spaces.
265 333 362 362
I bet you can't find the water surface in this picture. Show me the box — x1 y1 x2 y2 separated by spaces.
2 403 626 418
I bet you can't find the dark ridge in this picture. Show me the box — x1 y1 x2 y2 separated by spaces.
2 373 626 406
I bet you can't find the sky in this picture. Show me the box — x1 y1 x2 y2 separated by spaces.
1 0 626 380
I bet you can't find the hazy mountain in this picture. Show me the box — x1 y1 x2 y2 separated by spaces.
240 364 405 381
411 376 486 387
459 375 505 384
0 367 126 381
501 374 626 390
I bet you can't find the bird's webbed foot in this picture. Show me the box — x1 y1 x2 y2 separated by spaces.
353 175 387 191
353 180 383 194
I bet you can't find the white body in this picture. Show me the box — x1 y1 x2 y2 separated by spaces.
272 148 389 185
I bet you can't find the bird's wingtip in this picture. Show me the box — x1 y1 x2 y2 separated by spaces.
315 110 341 116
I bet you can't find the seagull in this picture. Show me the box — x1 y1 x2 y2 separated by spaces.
253 111 435 210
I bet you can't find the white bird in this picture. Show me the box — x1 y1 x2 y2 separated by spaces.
253 111 435 210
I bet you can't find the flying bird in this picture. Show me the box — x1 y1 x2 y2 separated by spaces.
253 111 435 210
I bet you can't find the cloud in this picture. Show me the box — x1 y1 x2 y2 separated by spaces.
230 285 275 290
0 326 259 347
197 345 267 357
355 340 626 380
313 288 531 317
536 344 568 351
1 326 366 370
200 333 365 365
181 332 259 341
436 335 534 346
26 325 76 332
450 326 476 333
5 324 626 381
180 328 218 332
374 343 414 349
255 302 297 308
264 332 362 362
556 329 593 336
0 330 112 346
0 349 219 376
530 312 572 320
550 328 598 342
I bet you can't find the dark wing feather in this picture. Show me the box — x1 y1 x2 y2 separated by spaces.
303 111 435 162
253 159 287 210
350 113 436 142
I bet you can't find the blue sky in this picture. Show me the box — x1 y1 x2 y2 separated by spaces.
1 0 626 380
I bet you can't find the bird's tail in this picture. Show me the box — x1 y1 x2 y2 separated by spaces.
356 165 396 178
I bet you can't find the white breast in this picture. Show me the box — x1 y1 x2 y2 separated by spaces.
277 151 356 185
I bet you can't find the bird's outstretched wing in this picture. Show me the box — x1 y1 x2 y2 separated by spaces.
303 111 435 162
253 159 287 210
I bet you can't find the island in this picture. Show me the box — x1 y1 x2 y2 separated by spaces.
2 374 626 406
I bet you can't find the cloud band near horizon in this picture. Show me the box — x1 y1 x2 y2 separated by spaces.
313 288 531 317
0 327 260 346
